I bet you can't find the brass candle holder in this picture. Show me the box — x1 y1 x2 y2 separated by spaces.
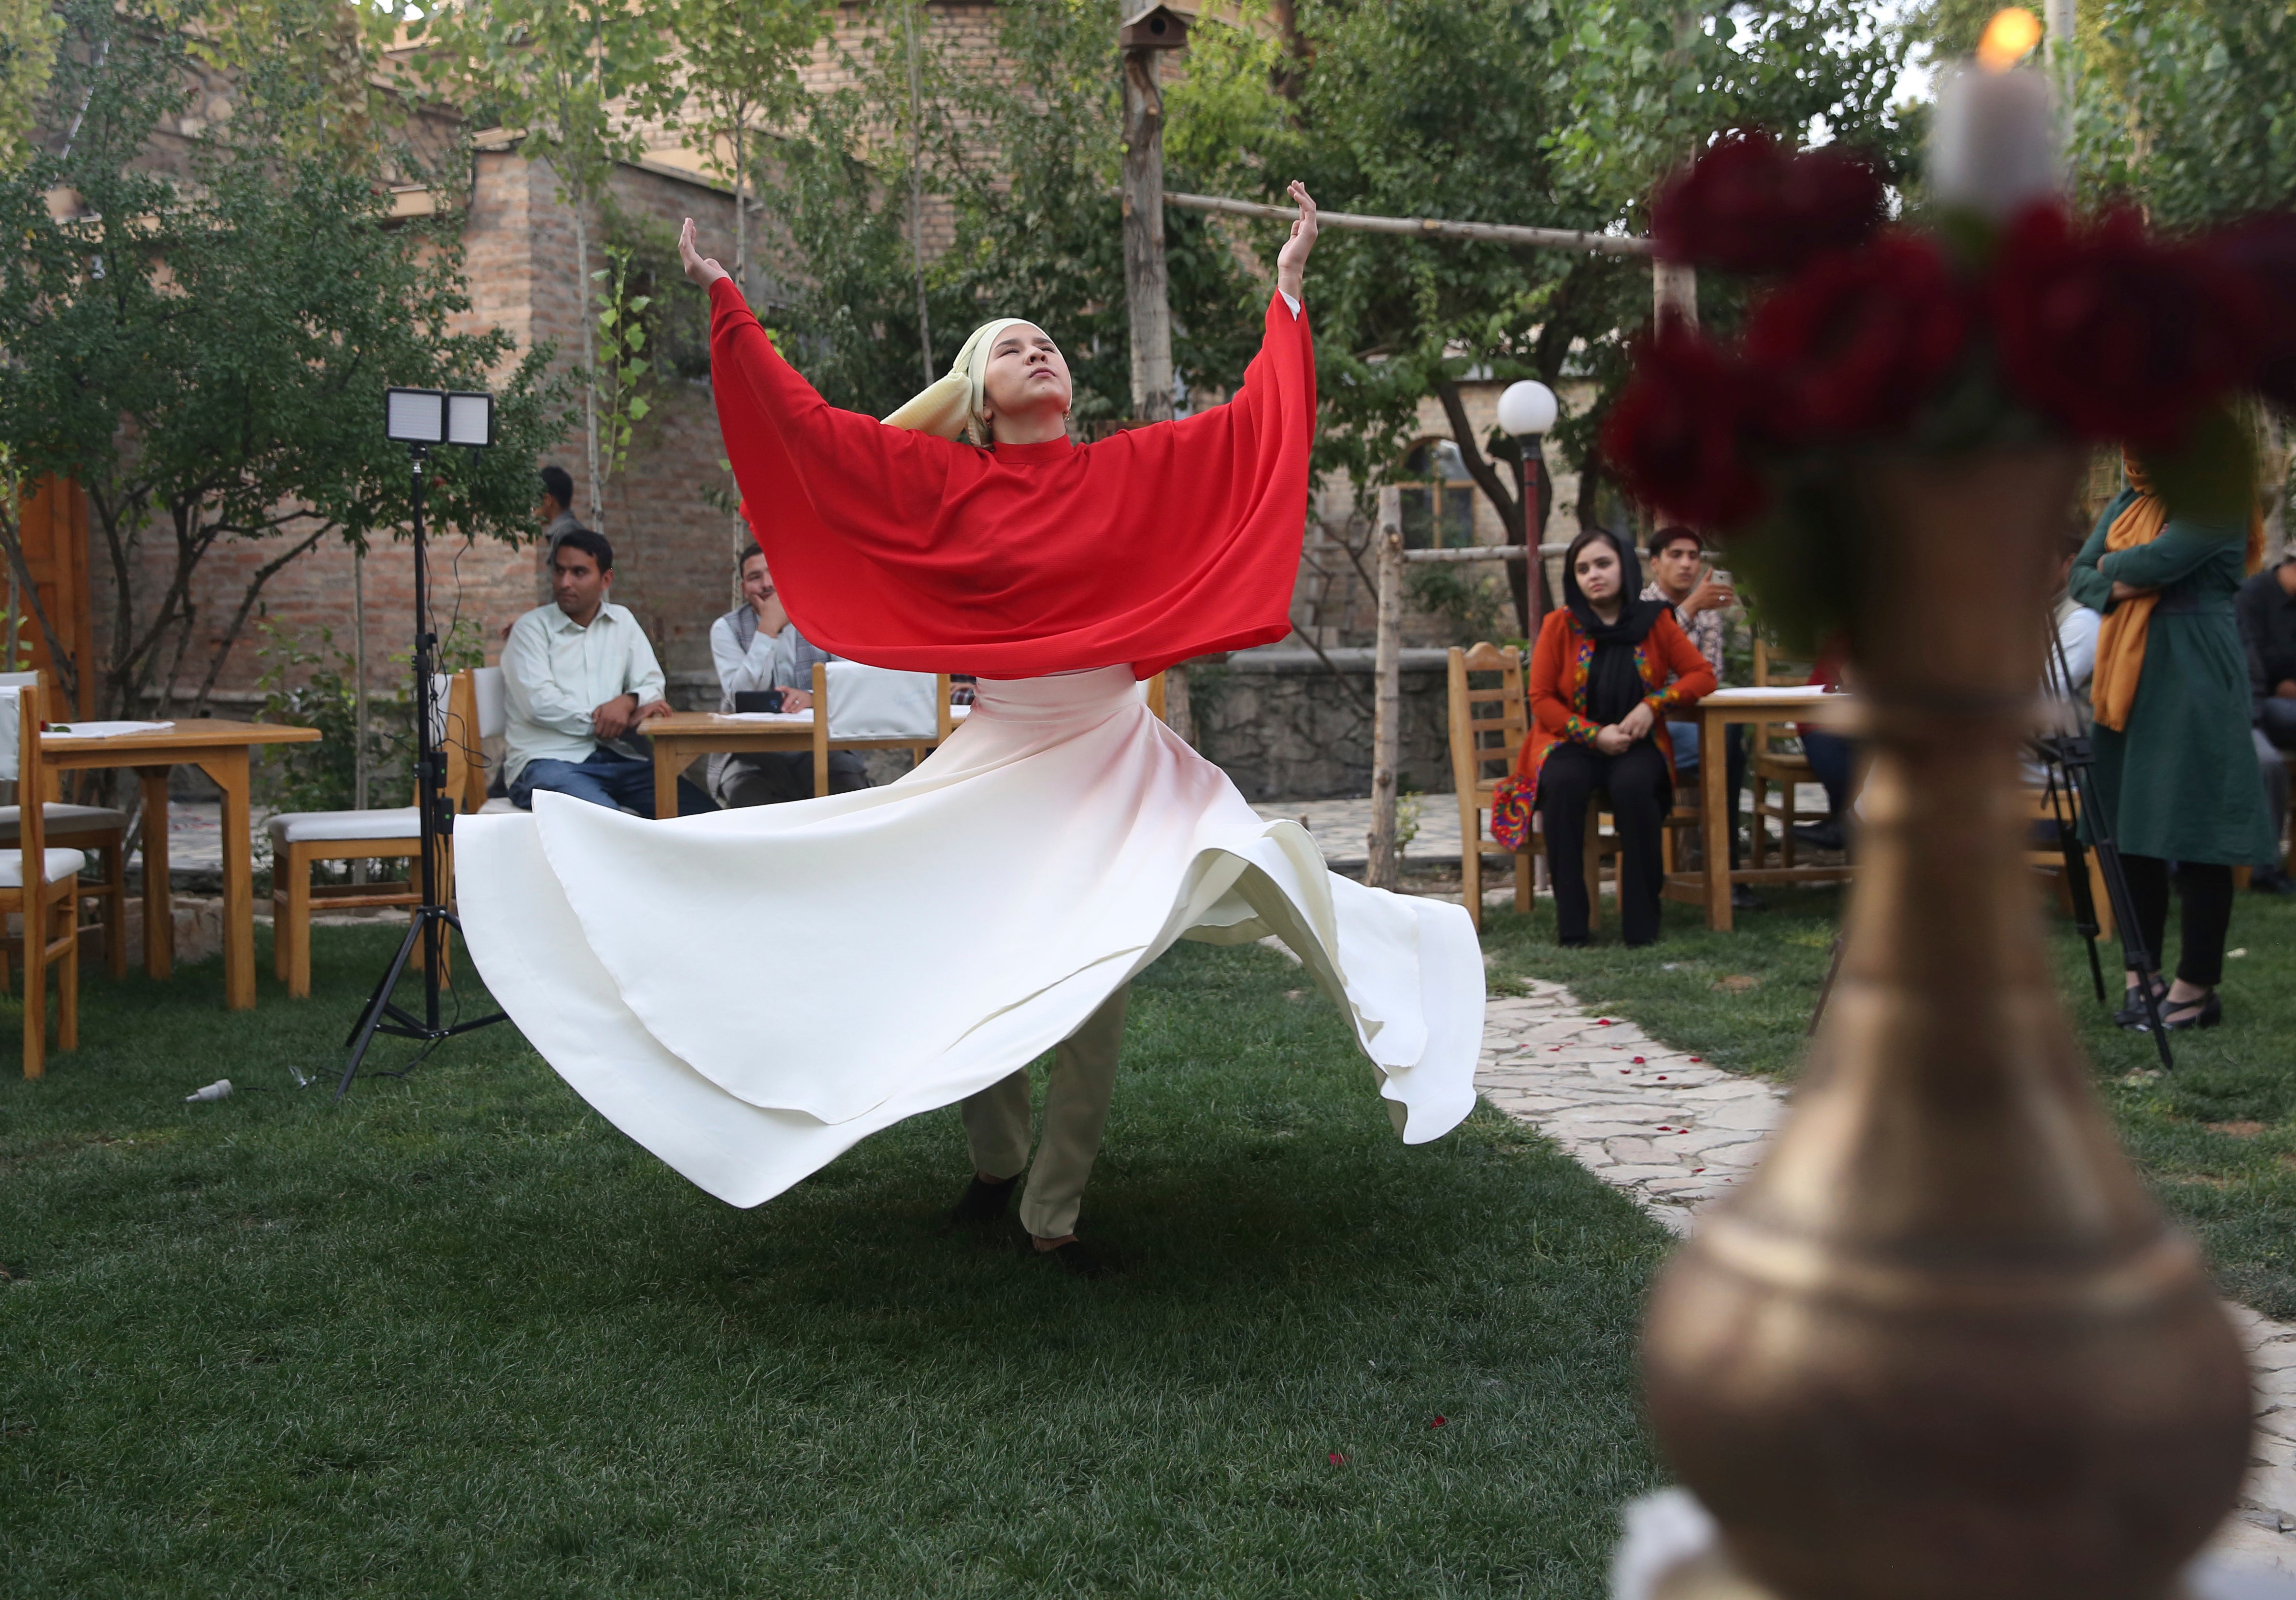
1640 449 2252 1600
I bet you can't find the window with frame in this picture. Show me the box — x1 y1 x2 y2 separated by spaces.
1398 440 1477 550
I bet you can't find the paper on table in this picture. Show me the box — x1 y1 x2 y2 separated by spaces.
712 711 812 724
44 720 175 739
1700 686 1838 702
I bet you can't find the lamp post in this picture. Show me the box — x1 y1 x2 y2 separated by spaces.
340 387 507 1098
1497 379 1558 635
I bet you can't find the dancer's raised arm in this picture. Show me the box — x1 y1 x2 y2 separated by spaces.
1275 181 1319 305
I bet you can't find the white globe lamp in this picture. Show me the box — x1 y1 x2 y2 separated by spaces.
1497 379 1558 438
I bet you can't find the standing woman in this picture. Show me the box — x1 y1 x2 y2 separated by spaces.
451 186 1484 1272
2068 454 2272 1030
1493 529 1715 947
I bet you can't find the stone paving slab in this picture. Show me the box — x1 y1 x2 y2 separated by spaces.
1474 975 2296 1574
1255 786 1834 869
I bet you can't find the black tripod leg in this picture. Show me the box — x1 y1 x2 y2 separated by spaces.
337 912 429 1100
2087 838 2175 1071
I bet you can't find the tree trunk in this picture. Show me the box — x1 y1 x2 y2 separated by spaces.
1364 488 1404 890
1120 45 1172 423
733 121 748 304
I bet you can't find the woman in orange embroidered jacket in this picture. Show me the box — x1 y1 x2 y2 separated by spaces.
1492 529 1716 946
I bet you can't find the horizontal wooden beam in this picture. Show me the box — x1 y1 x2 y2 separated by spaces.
1400 544 1576 564
1166 191 1655 257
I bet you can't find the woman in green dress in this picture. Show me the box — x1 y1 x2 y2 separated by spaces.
2068 459 2273 1031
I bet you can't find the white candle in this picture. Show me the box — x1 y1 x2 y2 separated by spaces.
1928 61 2059 218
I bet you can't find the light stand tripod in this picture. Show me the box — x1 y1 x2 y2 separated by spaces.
337 391 509 1099
2033 614 2174 1069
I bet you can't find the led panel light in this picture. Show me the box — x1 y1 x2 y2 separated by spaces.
385 387 446 444
445 391 494 448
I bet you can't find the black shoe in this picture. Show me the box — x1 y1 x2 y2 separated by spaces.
1731 885 1762 912
1791 819 1845 852
2114 976 2169 1029
2153 991 2223 1032
949 1173 1018 1226
1034 1238 1114 1278
2251 866 2296 897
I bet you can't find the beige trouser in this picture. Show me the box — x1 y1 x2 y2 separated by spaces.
960 984 1128 1240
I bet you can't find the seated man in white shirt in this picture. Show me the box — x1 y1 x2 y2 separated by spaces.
504 530 702 816
710 545 870 806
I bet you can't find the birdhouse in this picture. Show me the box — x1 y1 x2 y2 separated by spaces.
1118 4 1190 50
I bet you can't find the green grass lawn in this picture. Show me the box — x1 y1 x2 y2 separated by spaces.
1 928 1665 1599
1480 882 2296 1319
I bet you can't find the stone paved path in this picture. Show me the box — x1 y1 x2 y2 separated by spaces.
1253 787 1836 869
1473 977 2296 1573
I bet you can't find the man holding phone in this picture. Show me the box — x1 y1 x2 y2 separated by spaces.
708 540 868 805
1644 526 1757 909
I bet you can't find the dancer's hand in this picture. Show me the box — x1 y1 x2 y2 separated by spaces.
679 218 729 289
1276 181 1318 303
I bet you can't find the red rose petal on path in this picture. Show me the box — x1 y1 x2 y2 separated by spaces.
1689 1057 1702 1062
1656 1075 1668 1081
1633 1057 1646 1064
1328 1452 1346 1466
1693 1168 1706 1174
1431 1415 1447 1429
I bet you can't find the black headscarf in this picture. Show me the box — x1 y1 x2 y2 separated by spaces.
1562 530 1669 729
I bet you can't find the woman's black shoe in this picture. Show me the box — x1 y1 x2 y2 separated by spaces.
2114 977 2169 1029
949 1173 1018 1225
2155 991 2223 1032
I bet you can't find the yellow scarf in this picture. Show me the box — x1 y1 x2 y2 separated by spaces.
2088 454 2165 733
2090 451 2267 732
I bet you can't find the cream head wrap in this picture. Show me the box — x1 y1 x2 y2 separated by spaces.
882 317 1052 445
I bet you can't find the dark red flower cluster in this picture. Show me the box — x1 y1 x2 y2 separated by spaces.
1992 205 2253 446
2206 212 2296 412
1745 232 1971 439
1649 130 1886 275
1601 318 1772 528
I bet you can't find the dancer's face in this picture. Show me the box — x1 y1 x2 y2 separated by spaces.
1574 541 1622 605
979 324 1071 436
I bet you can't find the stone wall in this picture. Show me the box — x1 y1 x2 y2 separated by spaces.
1189 647 1456 802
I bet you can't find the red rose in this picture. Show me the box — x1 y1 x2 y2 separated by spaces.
1650 130 1886 275
1991 203 2249 444
1744 232 1972 440
1602 318 1770 529
2204 212 2296 411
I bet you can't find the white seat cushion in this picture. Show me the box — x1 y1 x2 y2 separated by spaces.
824 661 940 740
0 847 87 886
476 796 522 814
266 807 421 846
0 804 129 842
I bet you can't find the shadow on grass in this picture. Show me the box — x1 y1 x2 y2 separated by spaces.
1 925 1666 1599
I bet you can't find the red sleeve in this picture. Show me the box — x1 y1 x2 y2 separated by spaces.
705 282 1314 678
1528 612 1590 741
1644 612 1718 714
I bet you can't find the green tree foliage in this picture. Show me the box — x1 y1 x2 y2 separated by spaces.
403 0 663 533
0 1 572 720
0 0 63 174
749 0 1260 422
1169 0 1915 557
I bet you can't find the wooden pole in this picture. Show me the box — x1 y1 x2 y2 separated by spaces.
1121 45 1173 422
1365 488 1404 890
1165 190 1656 257
1654 259 1698 326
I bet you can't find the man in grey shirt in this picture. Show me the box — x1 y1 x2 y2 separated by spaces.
537 464 591 556
710 544 868 805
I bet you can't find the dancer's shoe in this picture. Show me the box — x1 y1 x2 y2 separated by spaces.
948 1173 1018 1227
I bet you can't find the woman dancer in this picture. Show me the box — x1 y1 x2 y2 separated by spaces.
452 185 1482 1272
1492 529 1715 947
2068 453 2273 1031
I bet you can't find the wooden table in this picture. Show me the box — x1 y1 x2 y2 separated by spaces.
42 718 322 1009
646 712 816 820
1675 686 1857 933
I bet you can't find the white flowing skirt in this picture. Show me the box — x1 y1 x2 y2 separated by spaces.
453 667 1484 1208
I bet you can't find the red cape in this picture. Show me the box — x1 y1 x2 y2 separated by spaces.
707 277 1315 678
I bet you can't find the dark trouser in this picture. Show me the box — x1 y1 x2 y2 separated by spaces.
2262 698 2296 752
719 750 870 807
2123 855 2235 989
1538 740 1670 947
1668 720 1746 870
1802 729 1854 818
511 746 714 817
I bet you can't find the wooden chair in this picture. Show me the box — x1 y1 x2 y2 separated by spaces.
1446 644 1535 933
0 670 129 978
1 684 82 1077
2023 783 2115 940
1747 638 1818 869
268 670 490 999
809 664 958 797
